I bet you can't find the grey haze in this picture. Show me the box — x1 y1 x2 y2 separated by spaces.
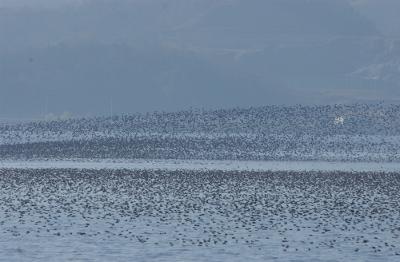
0 0 399 119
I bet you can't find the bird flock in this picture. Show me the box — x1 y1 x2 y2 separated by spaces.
1 104 400 261
0 103 400 162
0 169 399 261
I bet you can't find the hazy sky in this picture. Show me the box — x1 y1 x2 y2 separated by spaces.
0 0 83 8
0 0 399 119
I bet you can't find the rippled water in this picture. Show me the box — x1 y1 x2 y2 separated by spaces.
1 159 400 172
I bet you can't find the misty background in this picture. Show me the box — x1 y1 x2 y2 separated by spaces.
0 0 399 119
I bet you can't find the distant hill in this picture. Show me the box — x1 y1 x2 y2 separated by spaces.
0 0 400 118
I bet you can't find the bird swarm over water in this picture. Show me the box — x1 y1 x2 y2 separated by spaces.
0 104 400 162
0 169 399 261
1 104 400 261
